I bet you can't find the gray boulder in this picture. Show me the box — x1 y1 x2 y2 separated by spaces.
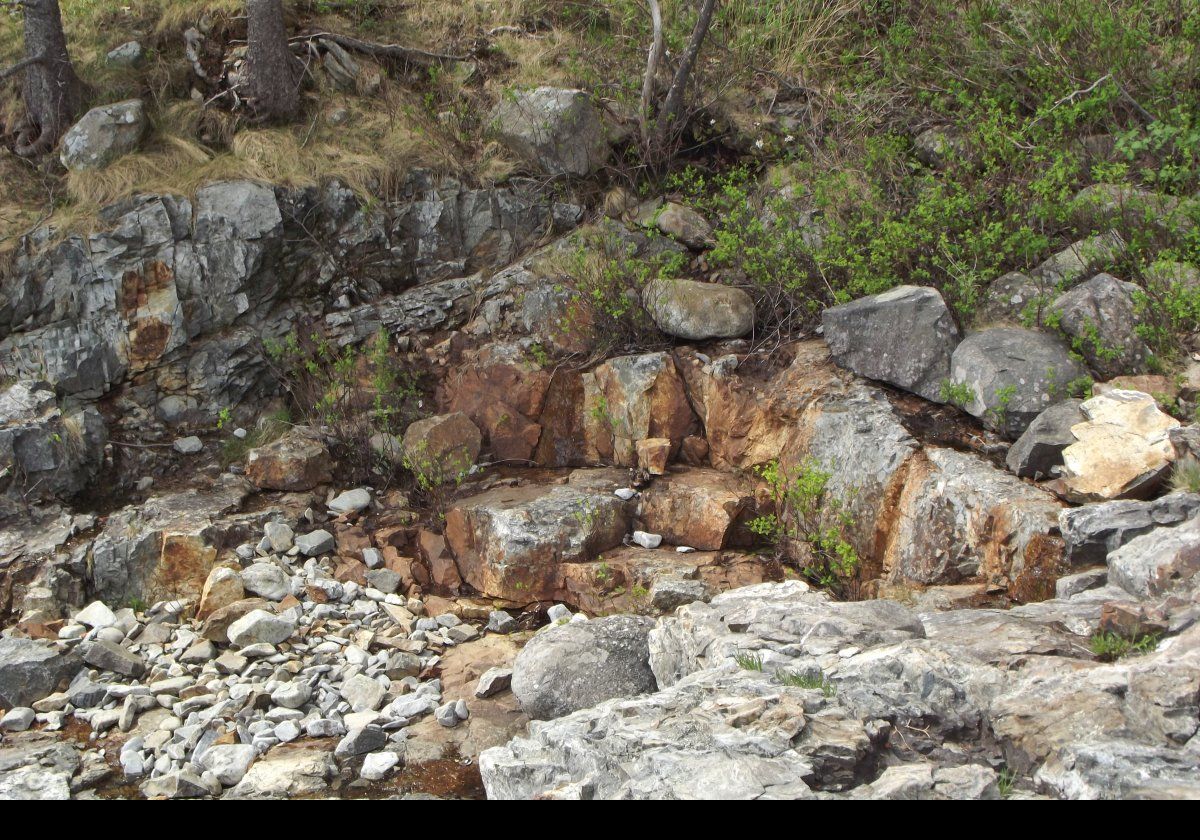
1060 493 1200 566
105 41 144 67
0 638 81 709
642 278 755 341
80 640 145 678
1006 399 1085 478
512 614 657 720
822 286 960 402
59 99 148 171
948 327 1087 438
490 87 612 177
1050 273 1151 379
0 381 107 501
1107 515 1200 598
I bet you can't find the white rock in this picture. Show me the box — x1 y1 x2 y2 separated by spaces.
173 436 203 455
75 600 117 629
227 610 295 647
199 743 257 786
631 530 662 549
360 751 401 781
0 707 35 732
329 488 371 515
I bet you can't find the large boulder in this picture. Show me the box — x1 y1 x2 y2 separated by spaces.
1005 399 1085 479
490 87 612 177
402 412 482 483
1058 390 1180 501
636 467 756 550
1106 515 1200 599
245 429 332 492
444 470 632 602
1030 232 1126 287
582 352 696 467
1060 493 1200 566
511 614 657 720
0 638 81 709
948 327 1087 438
1049 274 1152 379
59 99 148 171
822 285 960 403
642 278 754 341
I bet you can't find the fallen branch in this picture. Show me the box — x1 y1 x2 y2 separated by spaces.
0 50 46 81
291 31 469 67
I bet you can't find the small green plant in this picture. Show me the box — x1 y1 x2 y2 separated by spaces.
777 669 836 697
734 651 765 671
631 583 650 599
1170 457 1200 494
997 767 1017 799
1089 631 1161 662
940 379 975 410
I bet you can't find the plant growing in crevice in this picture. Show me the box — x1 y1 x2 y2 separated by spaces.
1089 631 1160 662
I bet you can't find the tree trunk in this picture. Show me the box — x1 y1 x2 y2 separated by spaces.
4 0 84 157
245 0 303 122
654 0 719 148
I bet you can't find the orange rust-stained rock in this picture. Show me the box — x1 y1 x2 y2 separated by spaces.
582 352 696 467
637 467 758 550
419 529 463 592
245 430 333 492
442 344 552 462
635 437 672 475
533 369 588 467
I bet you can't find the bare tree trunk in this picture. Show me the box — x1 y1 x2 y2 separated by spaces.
654 0 719 148
639 0 663 143
245 0 303 122
1 0 84 157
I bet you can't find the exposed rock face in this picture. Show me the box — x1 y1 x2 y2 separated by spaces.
1106 516 1200 598
511 614 657 719
490 87 613 177
1059 390 1180 501
402 412 482 481
583 352 696 467
245 429 332 492
642 278 754 341
1030 231 1126 287
0 638 81 709
444 470 632 602
636 468 756 550
822 285 961 403
979 271 1047 324
1006 399 1085 479
0 381 107 502
1050 274 1151 378
949 327 1087 438
59 99 148 170
1060 493 1200 566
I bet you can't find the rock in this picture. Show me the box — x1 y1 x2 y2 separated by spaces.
0 707 35 732
263 521 294 553
636 467 755 550
295 529 335 557
1055 568 1108 599
511 614 657 719
223 746 335 799
914 126 967 169
486 610 517 634
240 562 290 601
642 278 754 341
328 488 371 515
360 751 400 781
180 639 216 664
80 640 145 678
435 701 461 727
475 667 513 698
226 609 294 647
142 770 211 799
1031 231 1126 287
649 578 710 612
490 87 612 177
245 430 333 491
199 744 257 786
583 352 696 467
1059 390 1180 501
341 674 387 713
271 681 312 710
822 285 961 403
948 327 1087 438
105 40 144 67
74 600 117 629
979 271 1047 324
173 436 203 455
197 566 245 619
631 531 662 549
335 725 387 758
0 381 107 502
1006 400 1085 478
59 99 148 171
635 437 672 474
1060 493 1200 566
444 471 630 602
1107 516 1200 598
402 412 481 483
1050 274 1152 378
200 598 273 643
653 203 713 249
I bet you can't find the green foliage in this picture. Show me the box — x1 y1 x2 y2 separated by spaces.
997 768 1017 799
1089 631 1161 662
940 379 975 410
777 669 836 697
1171 457 1200 494
219 408 291 468
734 651 765 671
750 458 860 593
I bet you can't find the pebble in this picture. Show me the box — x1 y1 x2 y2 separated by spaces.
328 488 372 515
360 750 401 780
632 530 663 549
173 436 203 455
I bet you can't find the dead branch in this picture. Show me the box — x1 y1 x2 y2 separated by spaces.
0 50 45 81
655 0 719 146
639 0 663 141
291 31 469 67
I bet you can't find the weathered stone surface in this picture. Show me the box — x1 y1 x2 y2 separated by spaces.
240 562 290 601
1031 231 1126 288
1059 390 1180 501
0 638 81 709
245 430 332 492
490 87 612 177
1006 399 1085 479
949 327 1087 438
636 467 755 550
642 278 754 341
441 342 551 462
0 735 79 800
635 437 671 475
402 412 482 482
583 352 696 467
444 470 631 602
59 99 148 171
223 746 335 799
1050 274 1151 379
200 597 274 642
653 202 713 249
0 381 107 502
1107 516 1200 598
512 615 657 720
1060 493 1200 566
979 272 1048 324
227 609 295 647
822 285 960 403
80 639 145 678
